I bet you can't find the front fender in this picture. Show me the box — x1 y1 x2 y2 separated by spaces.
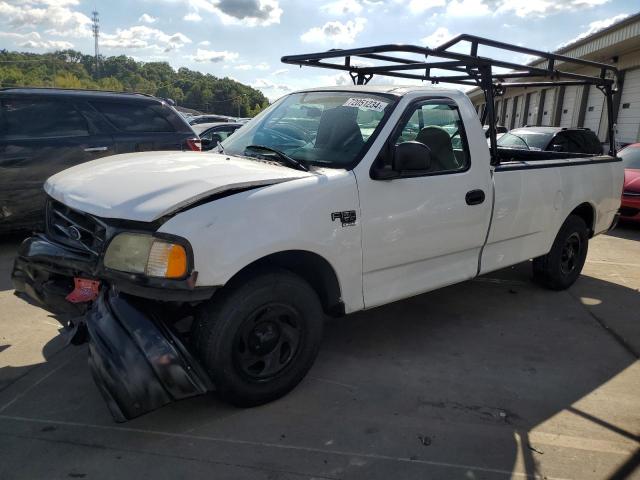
158 170 365 313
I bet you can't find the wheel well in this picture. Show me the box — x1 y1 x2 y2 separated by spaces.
225 250 344 317
569 203 595 237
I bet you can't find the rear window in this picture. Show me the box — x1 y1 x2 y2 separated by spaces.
497 131 553 150
91 101 182 133
0 98 89 139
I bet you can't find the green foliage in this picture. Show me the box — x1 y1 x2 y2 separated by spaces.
0 49 270 117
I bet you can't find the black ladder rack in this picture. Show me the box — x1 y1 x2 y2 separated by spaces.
281 34 620 158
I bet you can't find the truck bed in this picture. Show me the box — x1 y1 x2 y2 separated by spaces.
494 148 614 165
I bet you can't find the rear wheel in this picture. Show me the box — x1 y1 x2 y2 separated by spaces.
192 269 324 407
532 215 589 290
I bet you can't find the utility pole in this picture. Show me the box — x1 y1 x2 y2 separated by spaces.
92 10 100 78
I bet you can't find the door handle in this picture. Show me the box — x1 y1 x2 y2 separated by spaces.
465 189 485 205
84 146 109 152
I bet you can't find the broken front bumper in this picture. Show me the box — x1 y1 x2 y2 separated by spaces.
88 289 213 422
12 235 216 421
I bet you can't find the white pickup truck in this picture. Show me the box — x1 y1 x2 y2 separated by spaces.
12 39 624 421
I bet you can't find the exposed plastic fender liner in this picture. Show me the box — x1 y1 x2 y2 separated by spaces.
87 289 213 422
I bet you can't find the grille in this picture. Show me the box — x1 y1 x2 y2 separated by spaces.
46 199 107 255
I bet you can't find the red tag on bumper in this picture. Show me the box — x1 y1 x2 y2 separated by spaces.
66 278 100 303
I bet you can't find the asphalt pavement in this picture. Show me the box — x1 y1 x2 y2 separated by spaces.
0 226 638 480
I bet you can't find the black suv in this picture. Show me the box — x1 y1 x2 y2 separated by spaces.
0 88 200 233
497 126 603 154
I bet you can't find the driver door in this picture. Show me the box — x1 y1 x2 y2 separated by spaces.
355 98 493 308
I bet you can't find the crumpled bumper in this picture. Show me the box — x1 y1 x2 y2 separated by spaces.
12 235 95 315
87 289 213 422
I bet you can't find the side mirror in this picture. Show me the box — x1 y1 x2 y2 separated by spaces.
201 138 212 150
393 141 432 172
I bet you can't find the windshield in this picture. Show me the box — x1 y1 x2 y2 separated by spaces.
221 91 395 168
497 131 553 150
620 146 640 169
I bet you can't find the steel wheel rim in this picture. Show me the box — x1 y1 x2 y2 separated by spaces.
233 303 303 381
560 232 581 275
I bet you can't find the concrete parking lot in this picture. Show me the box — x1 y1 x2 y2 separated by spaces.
0 226 638 480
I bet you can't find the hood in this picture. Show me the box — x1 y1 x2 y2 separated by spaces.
624 169 640 193
45 151 312 222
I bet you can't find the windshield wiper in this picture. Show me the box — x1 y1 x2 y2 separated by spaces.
244 145 309 172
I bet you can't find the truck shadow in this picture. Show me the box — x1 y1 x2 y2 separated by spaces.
1 234 638 479
607 221 640 240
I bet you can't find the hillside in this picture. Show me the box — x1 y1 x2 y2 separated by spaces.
0 50 270 117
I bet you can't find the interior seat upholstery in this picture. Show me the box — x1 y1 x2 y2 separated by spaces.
415 125 458 171
315 106 364 153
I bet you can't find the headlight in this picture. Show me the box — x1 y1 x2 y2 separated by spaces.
104 233 188 279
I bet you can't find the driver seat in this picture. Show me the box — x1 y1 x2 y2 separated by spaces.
415 126 458 171
315 106 364 152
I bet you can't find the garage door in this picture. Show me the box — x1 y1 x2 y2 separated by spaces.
541 88 555 126
514 95 524 128
560 86 578 128
495 99 504 125
583 85 605 141
504 97 513 129
616 68 640 144
525 91 540 125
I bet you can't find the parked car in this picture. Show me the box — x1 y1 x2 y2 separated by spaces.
497 126 603 154
189 114 237 125
0 88 200 233
619 143 640 222
482 124 508 138
192 122 243 151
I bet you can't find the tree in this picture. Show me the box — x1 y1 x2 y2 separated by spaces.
0 49 270 115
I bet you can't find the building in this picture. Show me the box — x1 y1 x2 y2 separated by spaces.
468 13 640 145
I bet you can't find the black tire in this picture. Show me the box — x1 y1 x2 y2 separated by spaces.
532 215 589 290
192 268 324 407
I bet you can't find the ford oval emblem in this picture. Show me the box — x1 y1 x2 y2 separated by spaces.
67 226 82 241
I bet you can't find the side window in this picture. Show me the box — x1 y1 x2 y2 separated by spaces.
202 126 238 142
551 133 570 152
218 126 240 140
582 131 602 154
568 132 589 153
390 101 470 173
0 98 89 139
91 101 175 133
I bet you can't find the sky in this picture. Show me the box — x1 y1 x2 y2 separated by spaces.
0 0 637 100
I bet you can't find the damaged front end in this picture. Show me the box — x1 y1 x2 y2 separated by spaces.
12 198 216 421
88 289 213 421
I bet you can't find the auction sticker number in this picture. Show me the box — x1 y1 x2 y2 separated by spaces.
343 97 388 112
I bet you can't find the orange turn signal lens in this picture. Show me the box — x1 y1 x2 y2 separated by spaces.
146 241 188 278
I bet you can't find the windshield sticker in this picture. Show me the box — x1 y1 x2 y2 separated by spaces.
343 97 389 112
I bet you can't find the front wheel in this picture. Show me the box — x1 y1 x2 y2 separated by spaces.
192 269 324 407
532 215 589 290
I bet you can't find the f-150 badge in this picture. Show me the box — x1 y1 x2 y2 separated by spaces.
331 210 357 227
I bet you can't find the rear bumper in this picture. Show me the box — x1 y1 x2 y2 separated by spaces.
88 289 213 421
